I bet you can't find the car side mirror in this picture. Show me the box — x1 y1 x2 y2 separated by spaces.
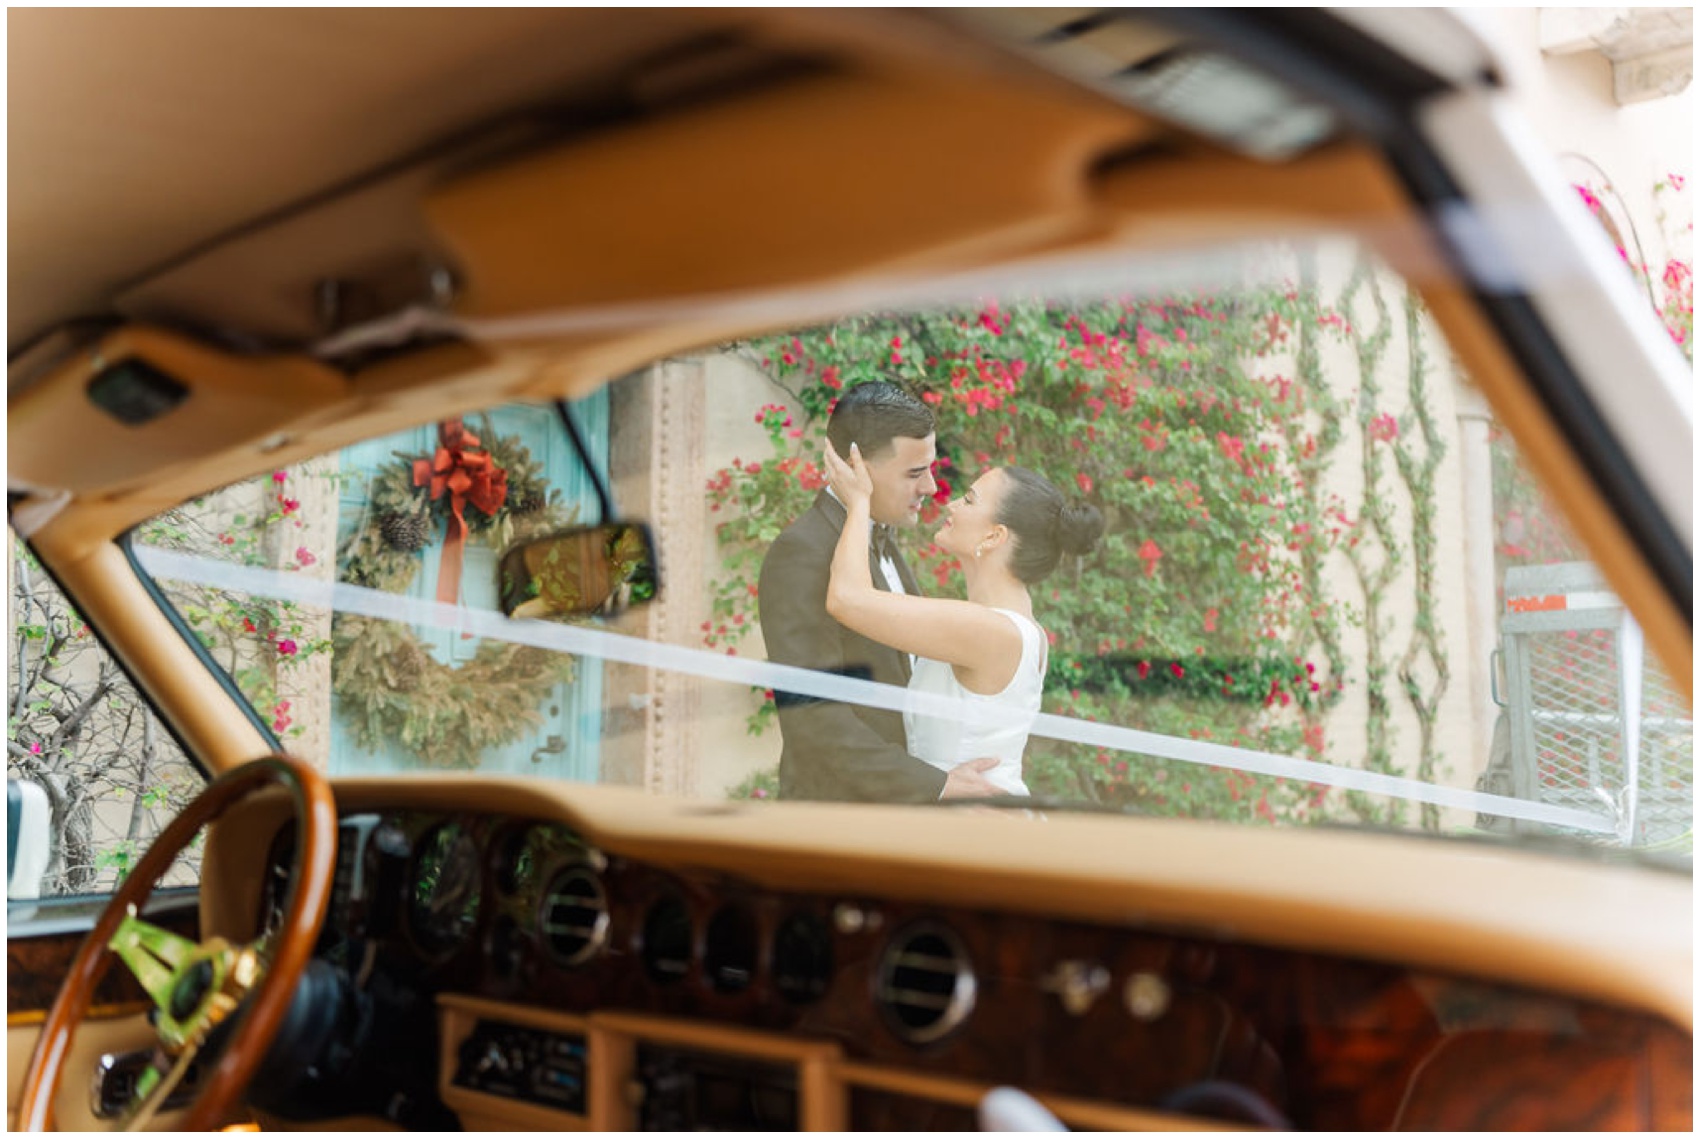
496 522 659 619
8 778 51 902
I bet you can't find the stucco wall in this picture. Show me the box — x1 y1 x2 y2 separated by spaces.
1487 9 1693 275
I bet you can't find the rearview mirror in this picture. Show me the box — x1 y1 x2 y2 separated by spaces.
496 523 659 619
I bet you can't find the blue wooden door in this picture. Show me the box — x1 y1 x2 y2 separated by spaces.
330 399 607 779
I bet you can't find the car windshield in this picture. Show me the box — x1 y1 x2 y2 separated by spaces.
128 232 1693 861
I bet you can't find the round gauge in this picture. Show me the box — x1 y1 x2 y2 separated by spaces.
408 822 483 957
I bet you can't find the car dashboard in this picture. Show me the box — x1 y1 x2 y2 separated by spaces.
200 778 1692 1131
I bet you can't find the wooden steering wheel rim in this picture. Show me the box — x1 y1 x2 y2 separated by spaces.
16 754 336 1131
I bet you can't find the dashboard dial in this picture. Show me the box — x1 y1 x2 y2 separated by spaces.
409 821 483 957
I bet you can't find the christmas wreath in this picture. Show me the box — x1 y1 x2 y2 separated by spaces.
332 416 581 768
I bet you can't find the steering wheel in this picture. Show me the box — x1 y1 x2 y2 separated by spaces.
16 755 336 1131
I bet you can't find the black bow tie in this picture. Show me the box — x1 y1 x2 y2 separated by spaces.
871 523 899 562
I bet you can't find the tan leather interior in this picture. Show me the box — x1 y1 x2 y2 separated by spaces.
424 69 1141 316
7 7 1691 1132
7 1016 195 1132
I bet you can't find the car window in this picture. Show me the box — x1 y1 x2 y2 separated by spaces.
127 232 1692 859
7 535 205 899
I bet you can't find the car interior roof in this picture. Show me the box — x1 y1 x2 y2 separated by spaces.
8 7 1165 355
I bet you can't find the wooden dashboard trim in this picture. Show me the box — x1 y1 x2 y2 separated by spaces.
438 994 848 1130
438 995 1238 1132
208 777 1691 1034
200 792 1692 1130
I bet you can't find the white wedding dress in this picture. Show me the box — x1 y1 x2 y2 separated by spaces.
905 609 1046 797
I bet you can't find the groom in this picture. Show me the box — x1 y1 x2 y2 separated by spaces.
758 382 1000 803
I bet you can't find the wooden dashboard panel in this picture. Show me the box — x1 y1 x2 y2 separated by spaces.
245 807 1691 1130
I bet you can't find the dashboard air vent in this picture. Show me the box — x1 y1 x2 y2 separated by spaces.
540 865 609 966
875 922 976 1044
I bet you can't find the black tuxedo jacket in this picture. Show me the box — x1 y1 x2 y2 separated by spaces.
757 491 947 803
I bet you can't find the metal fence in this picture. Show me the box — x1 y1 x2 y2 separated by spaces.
1498 563 1692 848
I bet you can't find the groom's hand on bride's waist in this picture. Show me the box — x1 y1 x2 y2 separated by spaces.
940 756 1000 799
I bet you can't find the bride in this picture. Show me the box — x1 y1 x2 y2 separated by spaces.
823 441 1104 797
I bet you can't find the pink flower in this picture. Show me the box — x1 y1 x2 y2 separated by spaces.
280 497 300 515
1075 472 1094 495
275 638 299 656
752 788 768 799
1669 173 1687 192
1368 413 1399 443
295 546 317 567
28 742 42 756
271 470 288 484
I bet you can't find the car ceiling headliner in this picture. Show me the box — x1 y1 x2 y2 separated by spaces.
7 7 745 354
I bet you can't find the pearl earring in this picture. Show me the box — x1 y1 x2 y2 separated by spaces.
975 543 986 560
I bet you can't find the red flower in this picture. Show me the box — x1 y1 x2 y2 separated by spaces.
295 546 317 567
1203 608 1218 633
1169 662 1185 679
279 497 301 515
1075 472 1093 495
1368 413 1398 443
271 470 288 484
1138 539 1162 576
275 638 299 656
1135 660 1151 680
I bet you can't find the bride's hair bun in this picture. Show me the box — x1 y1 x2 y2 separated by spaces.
1054 503 1106 558
997 467 1105 583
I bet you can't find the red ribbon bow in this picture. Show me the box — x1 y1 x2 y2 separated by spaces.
413 418 508 604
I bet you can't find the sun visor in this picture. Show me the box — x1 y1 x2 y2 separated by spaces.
422 70 1144 317
8 326 349 500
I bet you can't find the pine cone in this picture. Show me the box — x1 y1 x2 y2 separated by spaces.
380 510 431 552
512 485 546 515
389 641 429 693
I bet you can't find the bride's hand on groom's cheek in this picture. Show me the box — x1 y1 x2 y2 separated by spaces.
824 442 873 506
